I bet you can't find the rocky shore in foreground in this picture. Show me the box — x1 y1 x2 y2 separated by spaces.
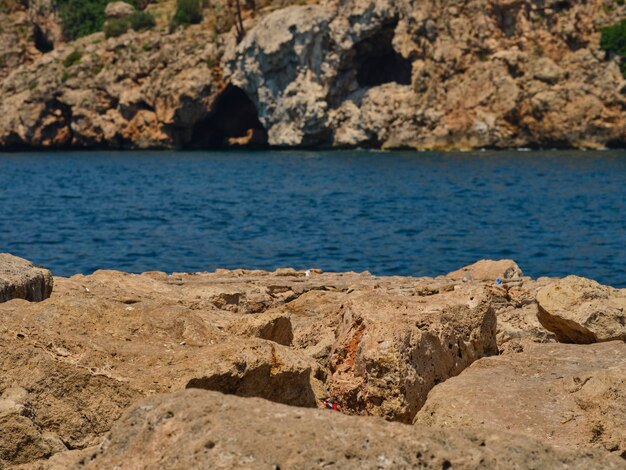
1 254 625 468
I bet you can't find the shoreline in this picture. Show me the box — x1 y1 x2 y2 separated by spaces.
1 254 625 466
2 147 626 154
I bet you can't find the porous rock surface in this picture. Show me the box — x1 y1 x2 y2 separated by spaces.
446 259 522 282
0 28 223 149
0 260 535 466
57 389 626 469
414 341 626 458
0 253 53 303
1 0 625 150
1 257 624 467
299 287 498 422
536 276 626 344
104 1 136 18
0 0 297 150
225 0 626 150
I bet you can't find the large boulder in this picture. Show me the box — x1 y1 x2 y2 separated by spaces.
1 266 617 467
61 389 625 469
104 1 136 18
536 276 626 343
414 341 626 458
0 254 53 303
446 259 523 282
0 269 332 466
283 283 498 423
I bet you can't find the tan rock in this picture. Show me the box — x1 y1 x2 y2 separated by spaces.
414 341 626 458
232 0 626 150
0 254 53 303
2 0 626 150
532 57 566 84
0 6 40 82
292 285 498 423
64 389 625 469
447 259 523 282
104 1 136 18
536 276 626 344
226 310 294 345
490 276 558 354
0 266 619 467
0 386 67 466
0 28 223 150
0 269 331 466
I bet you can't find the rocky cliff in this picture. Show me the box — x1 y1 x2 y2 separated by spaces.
1 255 626 467
0 0 625 150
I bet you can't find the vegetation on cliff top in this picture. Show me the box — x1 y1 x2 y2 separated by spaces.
170 0 205 31
600 19 626 77
104 11 157 38
58 0 144 39
57 0 109 39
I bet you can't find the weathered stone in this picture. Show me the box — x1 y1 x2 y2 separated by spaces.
0 387 67 466
64 389 625 469
536 276 626 344
0 254 53 303
284 284 499 423
487 276 558 353
414 342 626 458
2 0 626 150
226 310 294 345
533 57 566 84
224 0 626 150
104 1 136 18
0 28 223 150
0 270 328 465
0 265 623 467
0 5 40 82
496 303 557 353
447 259 523 282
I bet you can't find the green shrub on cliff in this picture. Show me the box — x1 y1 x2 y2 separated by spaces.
104 11 156 38
63 49 83 67
57 0 108 40
130 11 156 31
57 0 147 40
170 0 204 31
104 17 130 38
600 19 626 77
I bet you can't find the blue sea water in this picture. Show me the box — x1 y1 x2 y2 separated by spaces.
0 150 624 286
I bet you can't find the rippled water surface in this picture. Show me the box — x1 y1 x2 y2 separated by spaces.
0 150 624 286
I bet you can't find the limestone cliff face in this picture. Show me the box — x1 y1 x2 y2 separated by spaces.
226 0 626 150
0 0 625 150
0 29 224 149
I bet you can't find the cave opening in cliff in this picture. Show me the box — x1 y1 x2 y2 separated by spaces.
188 85 267 149
33 24 54 53
353 23 412 88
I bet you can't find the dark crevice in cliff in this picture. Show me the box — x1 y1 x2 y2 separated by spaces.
606 137 626 149
353 22 411 88
565 36 588 52
493 3 524 37
33 24 54 53
187 85 267 150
